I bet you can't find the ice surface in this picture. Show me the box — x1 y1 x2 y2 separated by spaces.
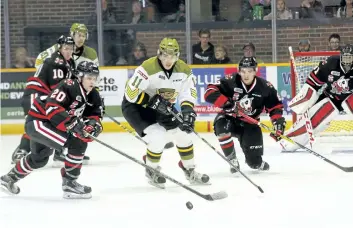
1 133 353 228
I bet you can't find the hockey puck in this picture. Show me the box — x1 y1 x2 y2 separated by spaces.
186 201 193 210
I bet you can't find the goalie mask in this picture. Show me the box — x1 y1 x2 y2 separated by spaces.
157 38 180 70
341 44 353 72
76 61 100 92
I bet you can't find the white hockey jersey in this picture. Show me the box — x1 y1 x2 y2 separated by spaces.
125 56 197 108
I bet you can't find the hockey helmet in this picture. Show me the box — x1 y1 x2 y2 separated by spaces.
340 44 353 70
70 23 88 39
57 35 75 49
238 56 258 70
158 38 180 58
77 61 99 77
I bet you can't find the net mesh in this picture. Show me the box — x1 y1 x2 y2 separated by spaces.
291 51 353 137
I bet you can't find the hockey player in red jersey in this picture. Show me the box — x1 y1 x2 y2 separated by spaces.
281 44 353 151
204 57 286 172
11 36 75 164
1 61 103 199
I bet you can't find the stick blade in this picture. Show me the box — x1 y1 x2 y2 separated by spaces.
343 166 353 172
204 190 228 201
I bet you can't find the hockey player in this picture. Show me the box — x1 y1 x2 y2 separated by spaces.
204 57 286 172
35 23 99 68
122 38 210 188
280 44 353 151
11 36 75 164
0 61 103 199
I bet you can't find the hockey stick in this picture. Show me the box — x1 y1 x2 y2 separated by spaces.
236 111 353 173
289 46 315 148
105 113 147 145
87 133 228 201
168 108 264 193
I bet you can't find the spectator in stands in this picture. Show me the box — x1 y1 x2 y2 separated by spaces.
88 0 119 24
298 39 311 52
175 2 186 22
148 0 183 23
211 45 231 64
128 41 148 66
13 47 35 68
337 0 353 18
239 0 271 22
242 42 264 63
328 33 341 51
123 0 148 24
263 0 293 20
192 29 215 64
300 0 324 18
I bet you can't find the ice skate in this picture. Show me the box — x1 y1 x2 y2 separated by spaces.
227 152 240 174
11 148 29 164
0 174 20 195
178 161 210 185
143 155 166 189
61 168 92 199
257 161 270 171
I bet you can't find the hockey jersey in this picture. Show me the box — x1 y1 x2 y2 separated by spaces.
124 57 197 110
35 44 99 69
307 55 353 102
24 52 75 97
204 74 283 121
27 79 103 132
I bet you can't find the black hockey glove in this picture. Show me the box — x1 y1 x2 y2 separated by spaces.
179 110 197 134
84 118 103 138
270 117 286 142
148 94 172 115
222 100 243 117
65 117 88 141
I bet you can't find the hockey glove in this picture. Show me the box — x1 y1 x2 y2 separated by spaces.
148 94 172 115
222 100 243 117
65 117 90 142
84 118 103 138
270 117 286 142
179 111 197 134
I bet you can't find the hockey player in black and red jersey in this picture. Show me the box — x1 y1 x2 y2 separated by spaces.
204 56 286 172
280 44 353 151
11 35 76 164
0 61 103 199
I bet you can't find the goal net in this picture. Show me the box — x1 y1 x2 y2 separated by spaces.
289 48 353 152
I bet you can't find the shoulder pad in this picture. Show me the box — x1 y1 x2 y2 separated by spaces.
82 46 98 60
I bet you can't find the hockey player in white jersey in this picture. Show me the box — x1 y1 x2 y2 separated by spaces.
280 44 353 151
121 38 210 188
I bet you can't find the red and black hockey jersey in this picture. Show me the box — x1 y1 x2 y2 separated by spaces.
307 55 353 101
24 52 75 96
27 79 103 132
204 74 283 121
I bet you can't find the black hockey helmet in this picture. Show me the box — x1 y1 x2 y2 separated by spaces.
340 44 353 70
238 56 258 70
57 35 75 49
76 61 99 78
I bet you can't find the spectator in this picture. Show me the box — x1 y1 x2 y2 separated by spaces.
300 0 324 18
148 0 183 23
211 45 231 64
123 0 148 24
328 34 341 51
175 2 186 22
13 47 35 68
192 29 215 64
298 39 311 52
88 0 118 25
128 41 148 66
263 0 293 20
337 0 353 18
242 42 264 63
239 0 271 21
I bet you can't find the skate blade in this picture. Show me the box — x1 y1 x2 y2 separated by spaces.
147 180 165 189
0 184 20 195
63 192 92 199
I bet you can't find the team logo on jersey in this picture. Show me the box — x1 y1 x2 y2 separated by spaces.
233 92 240 101
238 95 256 115
55 57 64 65
159 75 166 80
331 76 351 94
